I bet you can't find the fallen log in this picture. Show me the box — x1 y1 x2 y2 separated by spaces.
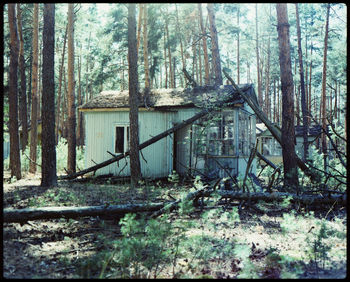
3 202 165 223
3 188 345 223
223 69 321 183
215 190 346 206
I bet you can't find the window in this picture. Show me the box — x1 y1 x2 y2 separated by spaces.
115 125 129 154
238 111 249 155
261 137 282 156
194 111 236 156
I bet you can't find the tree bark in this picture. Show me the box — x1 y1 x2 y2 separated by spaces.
207 3 222 85
55 23 68 145
16 4 28 152
176 4 186 87
8 3 21 180
198 4 210 85
67 3 76 174
276 3 299 191
4 203 165 223
255 4 262 108
321 4 330 171
142 4 150 89
41 3 57 187
237 6 240 85
295 3 309 162
29 3 39 174
128 3 142 187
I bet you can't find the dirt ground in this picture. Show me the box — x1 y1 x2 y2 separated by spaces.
2 172 347 279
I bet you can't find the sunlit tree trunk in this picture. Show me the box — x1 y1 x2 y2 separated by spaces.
29 3 39 174
207 3 222 85
8 3 21 180
55 23 67 144
143 4 150 89
128 3 142 187
276 3 299 191
256 4 262 107
321 3 330 171
17 3 28 152
67 3 76 174
198 3 210 85
295 3 309 162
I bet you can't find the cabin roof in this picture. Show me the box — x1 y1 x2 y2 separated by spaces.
79 84 258 110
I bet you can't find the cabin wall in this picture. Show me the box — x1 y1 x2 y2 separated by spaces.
83 110 174 178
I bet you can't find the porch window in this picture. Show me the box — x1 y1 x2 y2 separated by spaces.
238 111 249 155
115 125 129 154
194 111 236 156
261 137 282 156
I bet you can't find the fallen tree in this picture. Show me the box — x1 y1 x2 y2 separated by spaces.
4 186 345 223
3 202 165 223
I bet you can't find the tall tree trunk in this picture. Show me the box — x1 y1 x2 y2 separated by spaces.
67 3 76 174
16 3 28 152
165 18 174 88
136 3 143 58
276 3 299 191
29 3 39 174
295 4 309 162
207 3 222 85
198 3 210 85
265 27 271 120
41 3 57 187
163 30 168 88
237 6 240 84
55 23 68 144
321 3 330 171
143 4 150 89
77 52 83 147
308 41 313 125
8 3 21 180
176 4 186 87
128 3 142 187
255 4 262 107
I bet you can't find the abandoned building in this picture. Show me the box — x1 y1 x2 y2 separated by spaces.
79 85 258 179
256 123 323 165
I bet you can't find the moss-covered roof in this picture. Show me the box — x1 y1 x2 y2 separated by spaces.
79 84 258 110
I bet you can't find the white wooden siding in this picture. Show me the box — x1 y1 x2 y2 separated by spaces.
83 110 174 178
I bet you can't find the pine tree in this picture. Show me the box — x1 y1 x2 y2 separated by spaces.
41 3 57 187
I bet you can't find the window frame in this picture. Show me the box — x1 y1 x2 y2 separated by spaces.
114 124 130 154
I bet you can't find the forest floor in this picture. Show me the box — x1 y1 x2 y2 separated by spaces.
3 172 347 279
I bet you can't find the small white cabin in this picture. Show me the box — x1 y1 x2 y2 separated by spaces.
79 85 258 180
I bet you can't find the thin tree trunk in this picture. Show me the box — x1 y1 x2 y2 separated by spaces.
276 3 299 191
163 30 168 88
77 52 83 147
207 3 222 85
55 23 68 144
198 3 210 85
321 3 330 171
17 3 28 152
67 3 76 174
128 3 142 187
136 3 143 58
176 4 186 87
256 4 262 107
143 4 150 89
237 6 240 85
8 3 21 180
308 41 313 125
165 18 174 88
295 3 309 162
41 3 57 187
29 3 39 174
